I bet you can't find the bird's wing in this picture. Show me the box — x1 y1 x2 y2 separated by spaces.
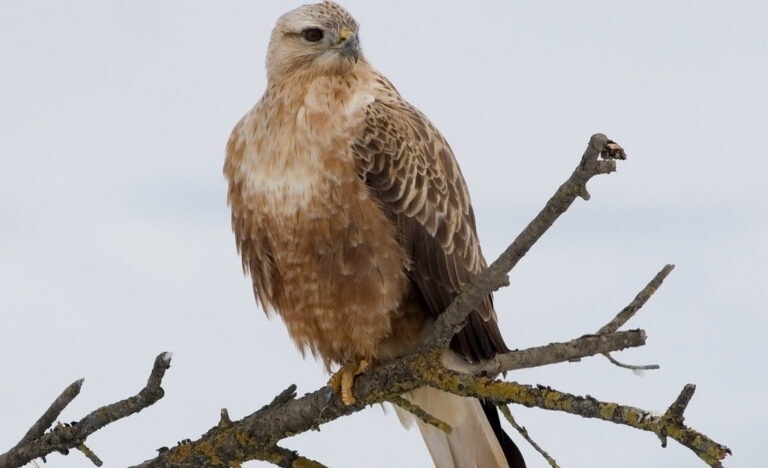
352 91 508 361
354 87 526 468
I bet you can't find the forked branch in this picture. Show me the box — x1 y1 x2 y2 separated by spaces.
0 353 172 468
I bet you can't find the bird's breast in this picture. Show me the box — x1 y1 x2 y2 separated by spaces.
230 76 410 365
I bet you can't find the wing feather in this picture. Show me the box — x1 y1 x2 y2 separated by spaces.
353 90 508 361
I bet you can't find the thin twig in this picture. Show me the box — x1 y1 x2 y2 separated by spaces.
268 445 327 468
468 330 645 375
499 406 560 468
598 264 675 335
75 442 103 467
666 384 696 421
657 384 697 447
389 395 453 433
595 264 673 372
603 352 660 371
266 384 298 408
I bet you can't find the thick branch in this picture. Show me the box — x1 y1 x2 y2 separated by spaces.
426 133 626 350
131 330 641 467
0 352 172 468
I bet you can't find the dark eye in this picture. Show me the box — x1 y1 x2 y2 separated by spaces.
301 28 324 43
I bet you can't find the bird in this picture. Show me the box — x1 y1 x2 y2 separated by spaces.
224 2 525 467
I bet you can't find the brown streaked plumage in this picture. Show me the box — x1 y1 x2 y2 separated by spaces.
224 2 525 467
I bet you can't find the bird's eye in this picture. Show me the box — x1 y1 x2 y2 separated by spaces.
301 28 324 43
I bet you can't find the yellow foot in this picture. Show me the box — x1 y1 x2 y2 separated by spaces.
328 359 370 405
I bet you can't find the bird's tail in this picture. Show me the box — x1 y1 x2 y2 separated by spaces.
395 387 526 468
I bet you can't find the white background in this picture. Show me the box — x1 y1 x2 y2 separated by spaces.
1 1 764 467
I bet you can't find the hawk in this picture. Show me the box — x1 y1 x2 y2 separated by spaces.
224 2 525 467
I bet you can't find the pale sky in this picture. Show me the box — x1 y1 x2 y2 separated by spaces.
1 1 765 467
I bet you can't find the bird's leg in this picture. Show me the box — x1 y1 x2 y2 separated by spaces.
328 359 370 405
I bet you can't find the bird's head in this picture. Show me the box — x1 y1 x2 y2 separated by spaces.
266 1 363 82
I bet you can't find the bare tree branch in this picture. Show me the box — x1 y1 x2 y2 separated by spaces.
603 353 660 372
654 383 730 467
0 352 172 468
131 329 647 467
7 378 83 456
425 133 626 351
466 330 645 375
598 264 676 335
427 370 730 467
390 396 453 433
595 264 675 371
499 406 560 468
74 440 103 467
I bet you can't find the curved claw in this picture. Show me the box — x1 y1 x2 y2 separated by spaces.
328 359 369 405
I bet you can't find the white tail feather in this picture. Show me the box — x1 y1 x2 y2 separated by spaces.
394 387 507 468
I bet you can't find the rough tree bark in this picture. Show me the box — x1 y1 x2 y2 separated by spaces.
0 134 731 468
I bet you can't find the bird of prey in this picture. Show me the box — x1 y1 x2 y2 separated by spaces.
224 2 525 467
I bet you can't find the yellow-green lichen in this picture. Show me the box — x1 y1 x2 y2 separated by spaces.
599 402 618 420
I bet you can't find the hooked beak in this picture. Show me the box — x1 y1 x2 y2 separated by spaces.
335 27 360 62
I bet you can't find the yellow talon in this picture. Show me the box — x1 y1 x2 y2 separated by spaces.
328 359 369 405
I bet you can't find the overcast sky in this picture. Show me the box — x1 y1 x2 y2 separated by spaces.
1 1 765 467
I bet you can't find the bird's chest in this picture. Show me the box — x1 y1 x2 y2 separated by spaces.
245 147 367 261
239 86 370 245
232 81 410 363
240 105 387 278
240 77 373 223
